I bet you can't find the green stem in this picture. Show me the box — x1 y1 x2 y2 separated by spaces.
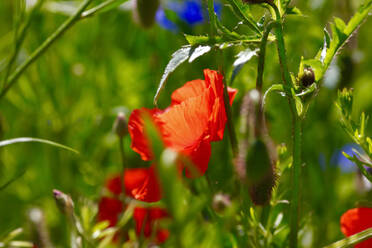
268 3 302 247
0 0 93 100
119 137 126 194
2 0 44 88
255 21 276 137
81 0 121 19
207 0 217 38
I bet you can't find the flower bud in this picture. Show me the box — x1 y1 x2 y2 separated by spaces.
299 66 315 88
113 112 128 138
53 189 74 218
212 193 231 214
133 0 160 28
245 139 277 205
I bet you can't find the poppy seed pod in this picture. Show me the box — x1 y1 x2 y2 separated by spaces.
300 66 315 88
245 139 277 205
133 0 160 28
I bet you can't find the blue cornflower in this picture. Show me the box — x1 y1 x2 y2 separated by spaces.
330 143 364 173
156 0 222 31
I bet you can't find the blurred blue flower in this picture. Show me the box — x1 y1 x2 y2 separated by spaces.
330 143 363 173
156 8 179 32
156 0 222 31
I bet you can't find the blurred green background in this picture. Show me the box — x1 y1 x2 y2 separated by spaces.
0 0 371 247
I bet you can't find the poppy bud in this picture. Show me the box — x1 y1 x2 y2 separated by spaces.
113 112 128 138
299 66 315 88
245 139 277 205
53 189 74 218
133 0 160 28
212 193 231 214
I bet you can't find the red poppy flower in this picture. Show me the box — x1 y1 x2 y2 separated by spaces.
124 166 162 202
98 173 169 243
340 207 372 248
104 166 162 203
133 207 170 244
97 197 123 227
128 69 237 177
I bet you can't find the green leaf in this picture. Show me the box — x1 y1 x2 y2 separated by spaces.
230 48 258 84
285 6 302 16
188 45 211 62
233 48 258 67
185 34 263 46
322 0 372 71
292 89 303 116
154 46 193 104
185 35 211 46
225 0 262 35
263 84 285 106
0 137 79 153
323 227 372 248
343 152 372 182
82 0 128 18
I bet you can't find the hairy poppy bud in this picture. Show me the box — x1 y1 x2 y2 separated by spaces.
299 66 315 88
133 0 160 28
53 189 74 218
245 139 277 205
113 112 128 138
212 193 231 214
242 0 273 4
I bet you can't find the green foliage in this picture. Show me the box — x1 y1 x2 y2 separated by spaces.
0 0 372 247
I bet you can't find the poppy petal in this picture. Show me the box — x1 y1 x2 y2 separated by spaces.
340 207 372 248
133 207 169 243
124 166 162 203
97 197 123 227
105 175 122 195
128 108 163 161
184 139 211 178
158 91 210 150
170 79 207 105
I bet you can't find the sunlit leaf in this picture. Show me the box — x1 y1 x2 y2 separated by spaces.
154 46 193 104
0 137 79 153
324 227 372 248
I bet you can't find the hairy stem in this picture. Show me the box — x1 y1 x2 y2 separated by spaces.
0 0 93 100
268 3 302 247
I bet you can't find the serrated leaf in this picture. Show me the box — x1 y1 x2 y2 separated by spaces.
317 28 331 62
188 45 211 62
230 48 258 84
154 46 193 104
0 137 79 153
322 0 372 71
185 35 210 46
